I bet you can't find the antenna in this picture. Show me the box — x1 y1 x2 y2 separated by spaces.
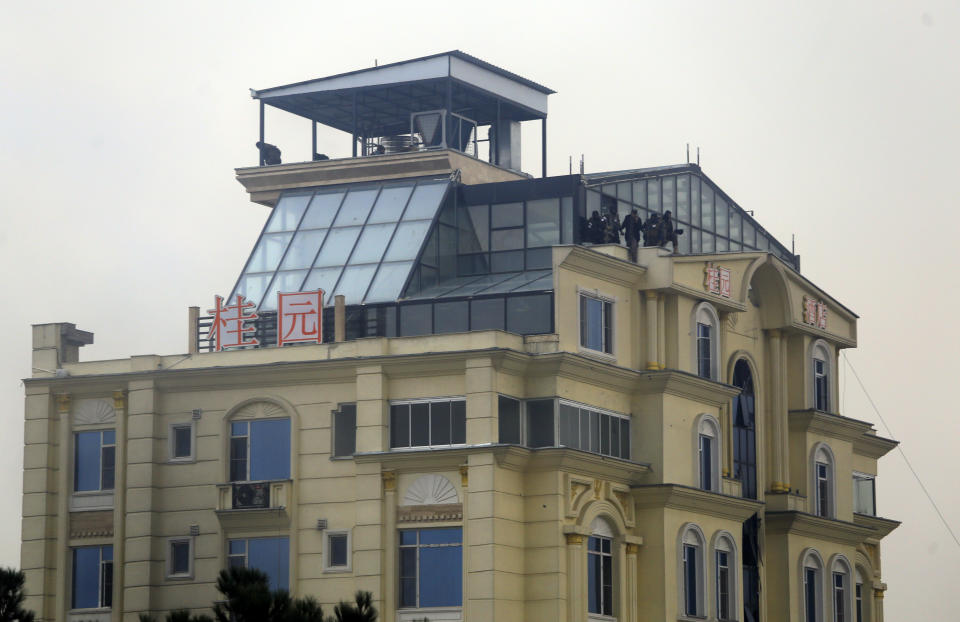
792 234 795 255
569 155 572 175
374 59 378 67
580 154 585 175
696 147 700 166
686 143 690 164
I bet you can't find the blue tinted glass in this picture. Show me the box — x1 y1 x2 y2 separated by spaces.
250 419 290 481
248 537 289 591
75 431 101 492
229 540 247 555
588 550 601 613
231 422 248 436
400 530 418 545
102 430 115 445
102 544 113 561
72 547 102 608
419 546 462 607
419 527 462 545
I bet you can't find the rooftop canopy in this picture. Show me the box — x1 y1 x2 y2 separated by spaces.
252 51 554 138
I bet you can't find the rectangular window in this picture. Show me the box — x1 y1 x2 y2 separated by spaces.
229 419 291 482
805 567 819 622
169 423 194 461
167 538 192 578
74 430 115 492
699 434 713 490
855 582 862 622
817 462 830 517
227 537 289 591
580 294 613 354
498 395 522 445
834 572 846 622
853 473 876 516
333 404 357 458
717 550 730 620
555 400 630 459
587 536 613 616
72 545 113 610
324 531 351 571
526 399 555 448
399 528 462 609
389 400 466 449
683 544 698 616
697 322 712 378
814 358 829 411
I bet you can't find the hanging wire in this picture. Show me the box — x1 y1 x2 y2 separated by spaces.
842 351 960 550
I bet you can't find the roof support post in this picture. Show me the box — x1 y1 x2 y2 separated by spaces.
542 117 547 178
311 120 317 159
352 92 358 158
259 100 265 166
494 99 501 166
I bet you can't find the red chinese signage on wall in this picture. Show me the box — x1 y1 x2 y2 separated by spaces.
704 264 732 298
803 296 828 330
208 290 324 351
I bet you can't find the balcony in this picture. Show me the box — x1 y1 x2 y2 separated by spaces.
215 480 291 530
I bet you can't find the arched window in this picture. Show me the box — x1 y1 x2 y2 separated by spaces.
679 524 706 618
731 359 757 500
713 532 738 621
812 444 836 518
588 516 615 619
830 556 853 622
812 340 831 412
802 549 825 622
695 414 721 492
693 303 720 380
226 400 293 484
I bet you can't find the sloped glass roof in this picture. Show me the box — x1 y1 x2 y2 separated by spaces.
230 178 450 308
404 269 552 300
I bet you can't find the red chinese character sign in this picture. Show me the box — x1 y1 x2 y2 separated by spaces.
277 289 324 346
704 264 732 298
803 296 828 330
208 295 259 351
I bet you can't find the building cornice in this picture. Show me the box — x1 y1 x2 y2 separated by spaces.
765 511 877 546
630 484 763 522
852 432 899 459
635 370 741 406
852 513 901 540
557 245 647 287
788 409 898 453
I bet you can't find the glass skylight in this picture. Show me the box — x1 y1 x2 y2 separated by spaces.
230 178 450 308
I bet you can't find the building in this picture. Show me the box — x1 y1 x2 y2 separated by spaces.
20 52 898 622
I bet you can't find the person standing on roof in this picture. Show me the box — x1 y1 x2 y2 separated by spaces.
621 209 643 262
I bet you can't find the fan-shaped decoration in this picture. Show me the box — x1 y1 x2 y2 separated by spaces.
401 474 459 506
73 399 116 425
231 400 287 421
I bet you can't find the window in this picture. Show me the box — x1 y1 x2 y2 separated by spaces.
831 557 852 622
680 525 705 618
693 303 720 380
854 569 864 622
498 395 522 445
323 530 351 572
812 445 835 518
399 528 462 609
580 293 613 355
588 517 615 618
167 538 193 579
526 399 555 448
803 550 824 622
169 423 194 462
557 401 631 459
696 415 720 492
74 430 115 492
229 419 291 482
732 360 757 499
227 536 289 591
72 545 113 610
812 341 831 411
714 534 737 621
332 404 357 458
853 473 875 516
389 399 466 449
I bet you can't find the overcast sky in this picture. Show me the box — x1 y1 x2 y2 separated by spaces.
1 1 957 617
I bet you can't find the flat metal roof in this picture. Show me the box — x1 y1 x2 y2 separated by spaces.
251 51 553 137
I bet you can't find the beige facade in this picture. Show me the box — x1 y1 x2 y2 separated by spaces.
20 239 898 622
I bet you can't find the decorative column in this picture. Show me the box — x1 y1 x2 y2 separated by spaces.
720 402 733 478
54 393 72 621
874 584 887 622
565 533 585 622
111 390 127 622
625 543 640 622
777 330 790 491
644 291 659 370
766 330 786 492
382 471 397 622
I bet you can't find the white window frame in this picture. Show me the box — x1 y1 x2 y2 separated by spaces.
323 529 352 573
810 339 832 412
587 516 617 621
69 544 113 614
70 428 116 512
852 472 876 516
166 537 194 579
801 549 825 622
578 289 616 359
678 524 706 619
829 556 853 622
694 414 722 492
168 422 196 463
712 532 738 621
228 417 291 483
811 444 836 518
691 302 721 381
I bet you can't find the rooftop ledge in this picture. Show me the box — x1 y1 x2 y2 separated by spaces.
235 149 528 207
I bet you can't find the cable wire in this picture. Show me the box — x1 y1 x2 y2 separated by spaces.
842 351 960 550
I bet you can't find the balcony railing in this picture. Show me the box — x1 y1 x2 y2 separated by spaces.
217 480 290 512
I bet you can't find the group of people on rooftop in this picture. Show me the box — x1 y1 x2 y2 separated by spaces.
584 208 683 262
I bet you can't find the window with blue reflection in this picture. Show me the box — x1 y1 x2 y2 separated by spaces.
74 430 115 492
580 294 612 354
229 419 290 482
398 528 462 609
72 544 112 609
227 537 289 591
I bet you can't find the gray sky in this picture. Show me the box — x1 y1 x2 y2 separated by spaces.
1 1 957 617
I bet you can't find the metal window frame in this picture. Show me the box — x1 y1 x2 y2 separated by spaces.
388 397 468 450
587 534 614 616
397 527 464 609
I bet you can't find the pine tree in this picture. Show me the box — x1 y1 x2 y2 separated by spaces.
0 568 35 622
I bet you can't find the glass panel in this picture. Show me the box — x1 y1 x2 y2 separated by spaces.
260 270 309 310
527 198 561 247
647 178 661 212
691 176 700 227
588 549 601 614
234 273 272 306
526 399 554 447
171 541 190 574
730 211 742 242
399 303 432 336
348 223 396 264
559 403 580 449
610 417 620 457
662 176 676 218
677 175 690 222
459 204 489 252
702 233 715 253
498 396 521 444
451 401 466 444
589 411 600 453
471 297 505 330
384 221 432 261
507 294 552 334
419 546 462 607
265 193 311 232
716 237 728 252
173 426 192 458
333 188 378 227
280 229 326 270
701 183 714 231
364 261 413 303
491 202 523 228
333 406 356 458
300 190 344 229
329 534 348 567
743 221 756 248
513 271 553 292
410 403 429 446
524 248 552 270
247 232 293 273
248 537 289 591
561 197 574 243
332 265 378 304
620 419 630 459
75 431 101 491
434 300 469 334
716 197 729 236
390 405 410 448
367 185 413 223
491 228 523 251
72 547 101 609
313 226 361 267
491 250 523 273
249 419 290 481
302 267 343 304
402 182 448 220
430 402 451 445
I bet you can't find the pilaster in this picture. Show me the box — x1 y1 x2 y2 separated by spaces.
564 533 585 622
111 390 127 622
465 357 496 444
355 365 386 453
54 393 72 622
122 380 156 621
644 291 660 370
